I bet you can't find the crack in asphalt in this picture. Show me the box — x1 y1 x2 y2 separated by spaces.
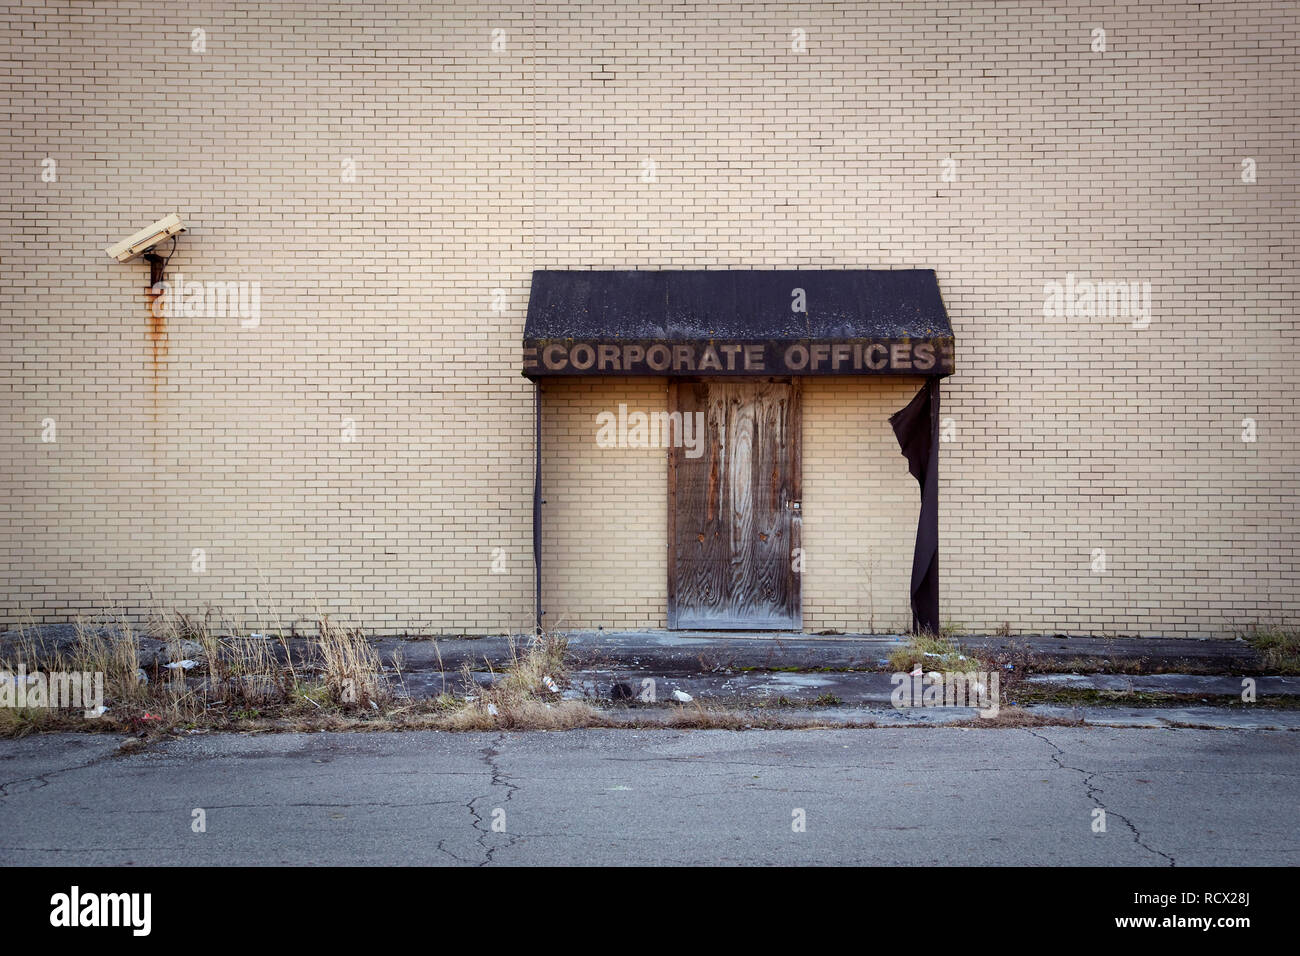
0 745 123 799
467 732 521 866
434 733 523 866
434 838 480 866
1026 728 1176 867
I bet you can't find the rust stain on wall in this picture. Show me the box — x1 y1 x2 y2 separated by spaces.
145 287 168 403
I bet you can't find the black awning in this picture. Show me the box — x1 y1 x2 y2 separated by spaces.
523 269 954 378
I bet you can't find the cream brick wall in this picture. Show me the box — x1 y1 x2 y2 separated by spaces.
802 377 921 634
2 1 1296 636
541 378 668 630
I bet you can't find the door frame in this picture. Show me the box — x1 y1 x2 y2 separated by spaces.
666 377 802 630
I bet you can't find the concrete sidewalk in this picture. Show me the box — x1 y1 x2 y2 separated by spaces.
375 629 1268 675
1 624 1267 675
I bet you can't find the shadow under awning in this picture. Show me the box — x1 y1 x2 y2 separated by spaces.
522 269 954 378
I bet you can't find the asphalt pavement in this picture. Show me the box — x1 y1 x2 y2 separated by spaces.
1 727 1295 866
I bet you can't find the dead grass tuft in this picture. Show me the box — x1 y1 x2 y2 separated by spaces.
441 630 588 728
0 607 400 738
888 632 989 674
1245 625 1300 674
315 617 386 709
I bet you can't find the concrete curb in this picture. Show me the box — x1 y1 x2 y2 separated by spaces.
1 625 1269 675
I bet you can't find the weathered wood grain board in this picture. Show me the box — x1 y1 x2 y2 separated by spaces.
668 380 801 630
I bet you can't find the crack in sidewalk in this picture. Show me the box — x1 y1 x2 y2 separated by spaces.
1026 728 1175 866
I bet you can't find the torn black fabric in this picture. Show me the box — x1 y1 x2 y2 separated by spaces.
533 382 543 634
890 379 940 635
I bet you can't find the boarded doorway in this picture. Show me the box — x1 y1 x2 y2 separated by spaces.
668 380 802 629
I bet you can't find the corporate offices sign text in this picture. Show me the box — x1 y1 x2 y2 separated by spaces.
523 338 955 376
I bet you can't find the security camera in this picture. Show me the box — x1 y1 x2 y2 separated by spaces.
105 214 186 263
